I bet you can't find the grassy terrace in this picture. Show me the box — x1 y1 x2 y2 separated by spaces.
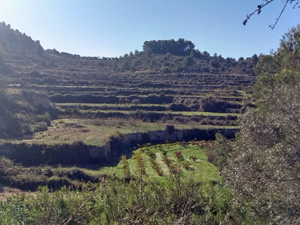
56 103 240 117
57 102 243 113
56 103 170 107
16 118 237 146
73 109 240 117
93 142 220 183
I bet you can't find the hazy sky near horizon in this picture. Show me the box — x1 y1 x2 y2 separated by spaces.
0 0 298 59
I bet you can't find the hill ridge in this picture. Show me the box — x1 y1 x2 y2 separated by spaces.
0 21 257 77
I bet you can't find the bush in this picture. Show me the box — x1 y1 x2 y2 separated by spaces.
174 151 184 161
169 103 191 111
165 125 175 134
35 113 51 126
206 148 217 163
32 122 48 133
132 99 140 104
47 176 72 190
201 96 235 113
189 103 200 111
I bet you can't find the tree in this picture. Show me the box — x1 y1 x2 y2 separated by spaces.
0 53 12 75
221 26 300 224
244 0 300 28
142 39 195 56
183 56 195 68
209 59 220 72
251 54 259 65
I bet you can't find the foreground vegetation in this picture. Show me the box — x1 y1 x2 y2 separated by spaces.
0 178 236 225
0 141 242 224
0 140 265 224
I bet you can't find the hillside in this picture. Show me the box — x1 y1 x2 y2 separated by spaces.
0 22 256 140
0 21 254 168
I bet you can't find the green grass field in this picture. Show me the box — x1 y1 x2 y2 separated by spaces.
96 142 220 183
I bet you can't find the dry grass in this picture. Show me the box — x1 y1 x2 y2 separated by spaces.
0 184 23 200
12 117 238 147
19 118 177 146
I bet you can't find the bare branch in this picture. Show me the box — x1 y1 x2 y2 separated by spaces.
269 0 289 29
293 0 300 8
244 0 299 28
243 0 274 26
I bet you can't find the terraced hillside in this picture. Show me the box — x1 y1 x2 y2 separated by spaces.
0 22 254 194
0 21 257 136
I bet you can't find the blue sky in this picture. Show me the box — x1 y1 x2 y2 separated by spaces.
0 0 298 59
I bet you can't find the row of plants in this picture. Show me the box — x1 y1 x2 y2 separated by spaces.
133 151 146 175
144 147 164 176
121 154 130 177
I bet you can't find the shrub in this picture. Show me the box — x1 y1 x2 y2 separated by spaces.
165 125 175 134
201 96 232 113
35 113 51 126
121 155 130 176
132 99 140 104
174 151 184 161
206 148 217 163
32 122 48 133
168 103 191 111
47 176 72 190
134 151 146 175
189 103 200 111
